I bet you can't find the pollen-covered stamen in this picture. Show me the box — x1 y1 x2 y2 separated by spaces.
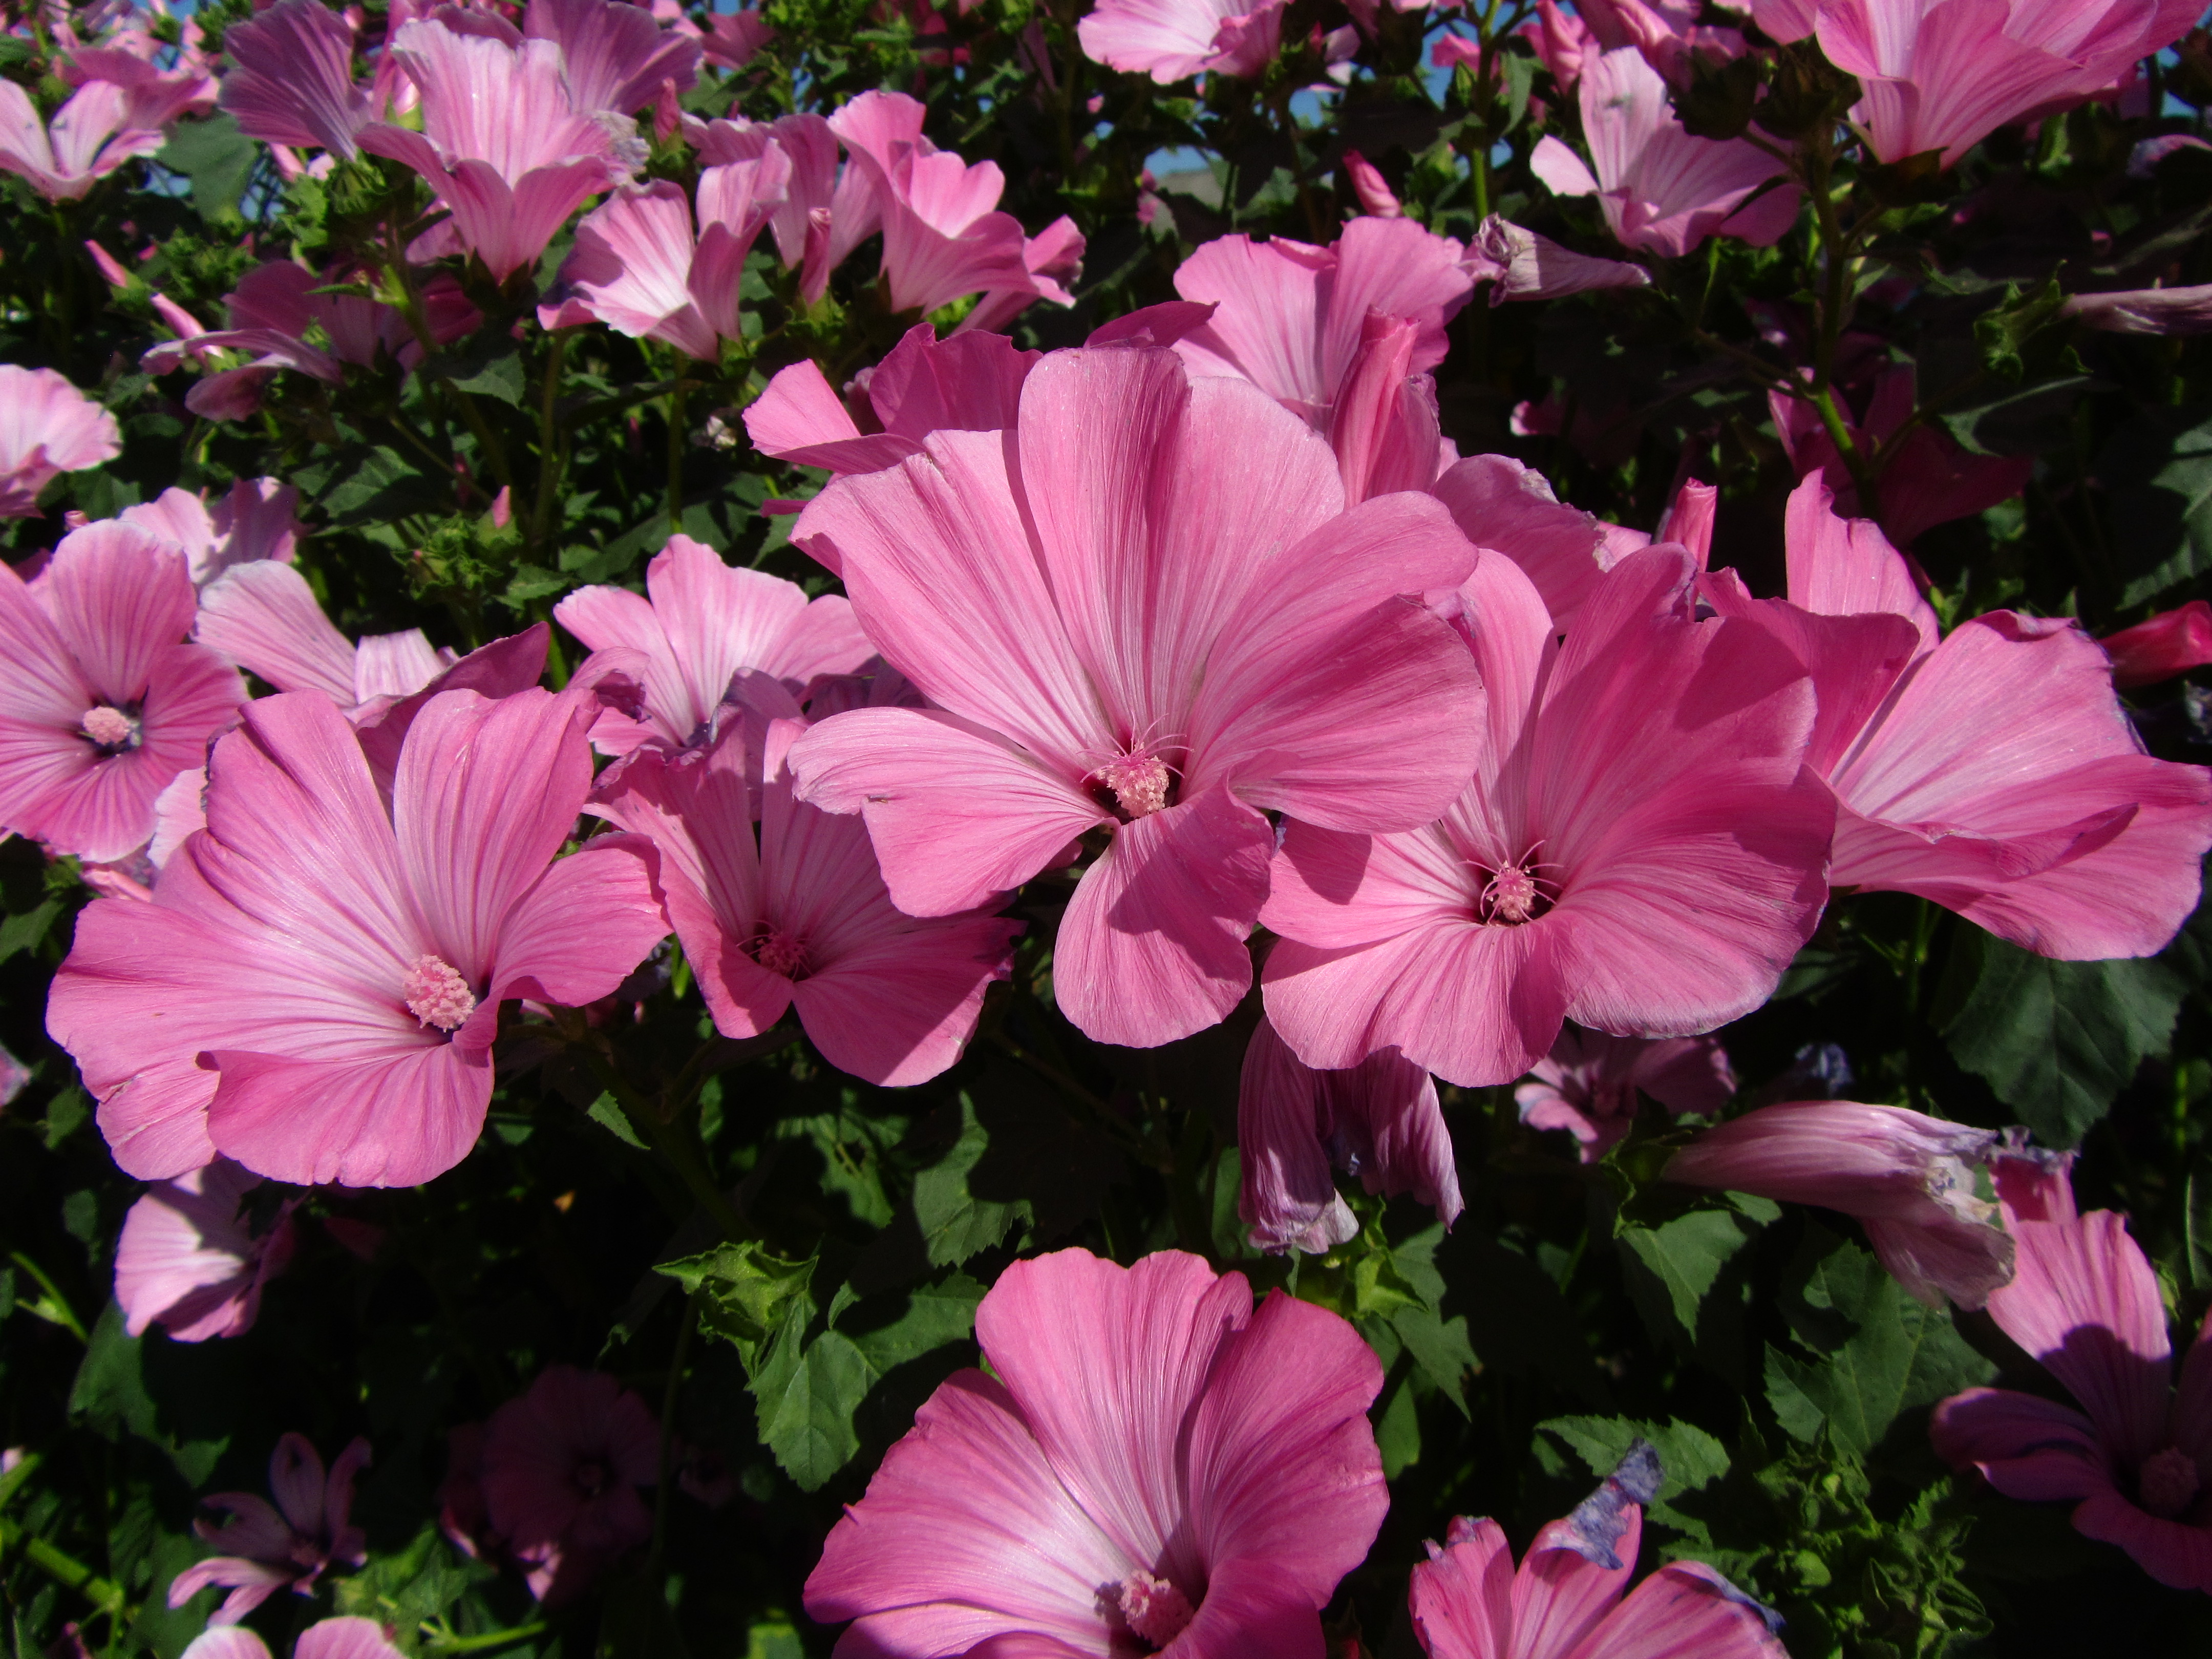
80 704 139 751
1115 1570 1196 1649
1482 861 1543 924
2139 1445 2201 1517
402 953 477 1032
1092 751 1172 819
751 929 810 979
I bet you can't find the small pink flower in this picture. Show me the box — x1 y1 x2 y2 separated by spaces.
0 79 166 202
1465 214 1653 305
218 0 371 159
1516 1028 1735 1161
183 1620 407 1659
745 322 1038 475
1076 0 1287 80
115 1157 296 1342
1343 148 1402 216
805 1247 1387 1656
0 365 121 516
119 479 301 587
168 1433 371 1624
482 1366 658 1606
2102 600 2212 688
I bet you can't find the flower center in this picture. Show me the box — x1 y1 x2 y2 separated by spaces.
2140 1445 2200 1518
750 928 810 979
1116 1570 1195 1649
1479 856 1552 924
402 953 477 1032
1091 751 1172 820
81 704 139 752
573 1459 608 1499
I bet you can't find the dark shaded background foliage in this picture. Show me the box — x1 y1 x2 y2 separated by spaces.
6 0 2212 1653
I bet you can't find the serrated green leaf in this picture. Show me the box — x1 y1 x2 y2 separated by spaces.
502 564 572 606
1538 1414 1731 1516
0 897 61 963
2096 403 2212 606
657 1241 817 1354
586 1091 648 1149
1618 1206 1762 1343
159 114 258 222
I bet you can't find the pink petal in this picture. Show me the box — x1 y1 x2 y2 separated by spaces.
1932 1386 2110 1498
1576 1561 1786 1659
488 832 668 1011
293 1618 408 1659
194 560 358 701
42 521 196 704
559 182 718 360
113 1157 283 1341
2072 1488 2212 1592
180 1629 276 1659
207 1043 492 1188
1429 454 1614 625
219 0 369 157
1409 1516 1515 1659
524 0 700 114
1237 1017 1358 1253
791 906 1019 1085
1782 474 1941 654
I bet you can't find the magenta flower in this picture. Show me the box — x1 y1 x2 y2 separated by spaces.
1411 1445 1786 1659
1708 476 2212 960
218 0 371 160
1172 217 1475 428
805 1247 1387 1656
482 1366 658 1605
2102 600 2212 688
690 111 876 305
1262 543 1831 1088
183 1620 407 1659
1344 149 1403 216
1426 452 1631 625
523 0 703 117
168 1433 371 1624
0 365 121 515
1574 0 1747 86
1516 1028 1736 1162
1466 214 1653 305
1327 312 1450 505
1530 48 1798 257
194 561 449 717
1933 1169 2212 1590
786 346 1483 1047
119 479 301 587
555 533 871 756
1077 0 1286 80
0 79 166 201
0 521 244 862
1239 1015 1459 1253
1665 1100 2012 1307
115 1157 297 1343
745 322 1039 475
49 685 668 1186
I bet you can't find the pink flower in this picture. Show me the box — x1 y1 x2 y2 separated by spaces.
167 1433 371 1624
1576 0 1747 86
0 78 165 201
1665 1100 2012 1307
48 685 669 1186
482 1366 658 1605
1343 148 1403 216
524 0 703 117
1076 0 1286 80
0 522 244 862
744 322 1039 474
1262 544 1831 1088
1518 0 1598 87
1530 48 1798 257
194 562 450 716
2060 282 2212 335
1411 1444 1787 1659
699 7 772 69
2102 600 2212 688
1238 1015 1459 1253
115 1156 297 1342
555 532 871 756
119 479 301 587
1516 1028 1735 1161
0 366 120 516
1707 476 2212 959
1172 216 1475 428
358 18 637 282
805 1247 1388 1656
785 346 1483 1047
590 715 1019 1083
1426 452 1637 625
218 0 372 159
1327 312 1451 504
690 111 874 306
1932 1167 2212 1589
1465 214 1653 304
183 1620 407 1659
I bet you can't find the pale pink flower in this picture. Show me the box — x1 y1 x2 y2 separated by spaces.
1706 476 2212 959
1328 311 1451 504
1530 48 1798 257
699 7 772 69
482 1366 658 1606
168 1433 371 1624
1076 0 1286 80
1934 1164 2212 1589
590 717 1018 1085
49 685 669 1186
555 532 870 756
745 322 1039 474
183 1619 408 1659
2102 600 2212 688
0 78 165 201
218 0 371 159
805 1247 1388 1656
0 522 244 862
1516 1028 1735 1161
193 561 450 715
1465 214 1653 304
785 346 1483 1047
118 479 301 586
1238 1014 1458 1254
1665 1100 2012 1307
1262 544 1831 1088
1411 1444 1787 1659
1172 216 1475 428
0 366 120 516
1426 452 1634 625
115 1156 297 1342
2060 282 2212 335
62 27 216 130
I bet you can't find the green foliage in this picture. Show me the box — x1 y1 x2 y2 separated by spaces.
2098 404 2212 606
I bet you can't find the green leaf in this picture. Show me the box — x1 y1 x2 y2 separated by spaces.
159 115 259 222
586 1091 649 1150
1764 1228 1995 1456
66 1304 228 1485
1538 1414 1731 1524
598 1563 694 1659
2095 403 2212 606
657 1241 817 1356
331 1523 485 1630
1938 924 2188 1146
426 337 527 407
1973 279 2067 381
910 1094 1024 1268
1618 1204 1763 1345
502 564 572 606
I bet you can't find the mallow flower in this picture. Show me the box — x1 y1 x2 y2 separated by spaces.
481 1366 659 1606
168 1433 370 1624
0 364 121 516
114 1157 297 1342
1516 1028 1736 1162
183 1621 407 1659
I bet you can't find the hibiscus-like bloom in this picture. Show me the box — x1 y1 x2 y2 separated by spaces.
0 522 244 862
483 1366 658 1606
1532 48 1798 258
2102 600 2212 688
1077 0 1286 81
805 1247 1387 1656
49 686 668 1186
1665 1100 2013 1307
0 79 166 202
786 346 1483 1047
1262 543 1831 1087
183 1621 407 1659
193 561 451 718
168 1433 371 1624
1412 1444 1787 1659
1933 1162 2212 1588
1426 452 1638 626
1516 1028 1735 1162
118 479 301 587
1706 476 2212 959
555 533 870 756
0 365 121 516
1238 1015 1459 1253
218 0 372 160
115 1157 296 1342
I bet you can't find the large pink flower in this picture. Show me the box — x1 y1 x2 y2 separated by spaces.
1515 1028 1735 1162
590 717 1019 1084
1262 543 1832 1088
168 1433 370 1624
218 0 371 159
0 522 244 862
0 78 166 201
1933 1164 2212 1589
115 1156 297 1343
48 686 668 1186
0 365 121 516
785 346 1484 1047
482 1366 659 1606
1411 1445 1786 1659
1706 476 2212 959
1076 0 1287 81
804 1247 1388 1658
194 561 449 717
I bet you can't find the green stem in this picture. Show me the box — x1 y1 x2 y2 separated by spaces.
531 330 567 556
666 375 688 534
1811 384 1879 517
384 225 512 501
419 1623 551 1654
8 1251 87 1342
0 1518 129 1628
651 1292 699 1558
